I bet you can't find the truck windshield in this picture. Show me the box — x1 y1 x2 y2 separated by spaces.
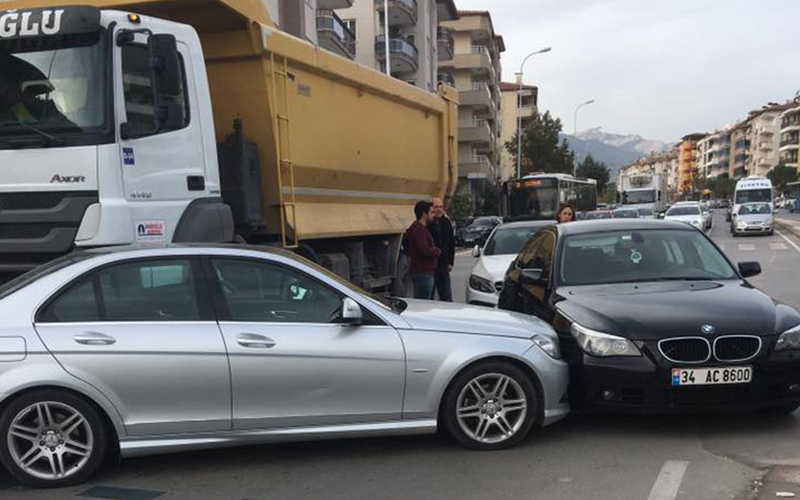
0 31 108 146
623 190 656 204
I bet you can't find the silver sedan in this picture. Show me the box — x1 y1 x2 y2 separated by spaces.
0 245 569 488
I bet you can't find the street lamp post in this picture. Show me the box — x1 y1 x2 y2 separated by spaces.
516 47 551 179
572 99 595 176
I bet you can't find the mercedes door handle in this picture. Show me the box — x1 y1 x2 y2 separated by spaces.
237 334 276 349
74 332 117 346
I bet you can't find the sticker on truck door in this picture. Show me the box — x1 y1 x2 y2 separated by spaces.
123 147 135 166
135 221 166 242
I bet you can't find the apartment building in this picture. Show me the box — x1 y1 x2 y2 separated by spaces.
263 0 356 59
498 82 538 181
728 121 751 180
619 150 680 198
743 104 791 177
696 130 731 179
439 11 504 197
780 100 800 170
678 133 705 193
334 0 459 91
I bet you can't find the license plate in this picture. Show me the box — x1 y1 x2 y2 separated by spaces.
671 366 752 386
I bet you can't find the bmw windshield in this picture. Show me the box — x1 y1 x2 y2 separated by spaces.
0 30 109 148
559 229 737 286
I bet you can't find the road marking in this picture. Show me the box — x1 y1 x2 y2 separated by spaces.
717 243 726 251
777 230 800 254
738 244 756 251
646 460 689 500
771 243 790 251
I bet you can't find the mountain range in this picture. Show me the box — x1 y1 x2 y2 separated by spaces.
560 128 673 178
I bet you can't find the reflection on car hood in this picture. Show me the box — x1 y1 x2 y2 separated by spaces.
400 299 553 338
665 215 701 222
555 281 800 340
472 254 516 282
737 214 772 223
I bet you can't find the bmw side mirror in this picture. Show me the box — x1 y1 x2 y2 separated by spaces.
521 268 547 285
339 297 364 325
738 262 761 279
472 245 481 258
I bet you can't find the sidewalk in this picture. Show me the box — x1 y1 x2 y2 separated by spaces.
756 466 800 500
776 213 800 239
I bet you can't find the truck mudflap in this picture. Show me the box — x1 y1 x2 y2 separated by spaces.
0 191 98 276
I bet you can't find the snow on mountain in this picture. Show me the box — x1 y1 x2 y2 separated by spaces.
560 128 674 178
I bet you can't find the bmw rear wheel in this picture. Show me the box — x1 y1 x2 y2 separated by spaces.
0 390 109 488
442 362 538 450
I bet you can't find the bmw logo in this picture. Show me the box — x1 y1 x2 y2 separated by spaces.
701 324 715 335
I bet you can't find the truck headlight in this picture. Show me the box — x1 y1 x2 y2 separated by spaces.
532 334 561 359
469 274 494 294
776 324 800 351
571 323 641 357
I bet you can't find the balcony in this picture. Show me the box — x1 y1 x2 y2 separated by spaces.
441 45 492 76
318 0 353 8
734 140 751 150
375 35 419 74
780 133 799 150
459 154 492 179
316 10 355 60
437 27 454 61
375 0 417 26
459 82 492 110
459 118 492 145
437 71 455 87
733 166 748 179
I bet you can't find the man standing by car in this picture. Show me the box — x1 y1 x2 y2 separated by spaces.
428 197 455 301
406 201 441 299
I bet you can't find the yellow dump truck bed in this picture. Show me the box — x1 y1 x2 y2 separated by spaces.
4 0 458 243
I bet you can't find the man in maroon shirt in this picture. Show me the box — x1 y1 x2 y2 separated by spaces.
406 201 441 299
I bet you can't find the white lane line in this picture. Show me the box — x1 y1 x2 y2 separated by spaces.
646 460 689 500
738 244 756 251
777 230 800 254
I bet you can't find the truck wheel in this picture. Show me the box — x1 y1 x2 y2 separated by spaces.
0 390 110 488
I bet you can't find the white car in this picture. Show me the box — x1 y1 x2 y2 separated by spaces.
467 221 552 307
664 202 704 231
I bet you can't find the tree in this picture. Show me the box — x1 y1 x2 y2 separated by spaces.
575 154 611 195
767 165 800 193
448 191 474 222
476 185 500 216
708 176 736 200
604 182 617 205
505 110 575 176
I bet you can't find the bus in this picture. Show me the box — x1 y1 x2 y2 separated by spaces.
787 181 800 213
500 174 598 221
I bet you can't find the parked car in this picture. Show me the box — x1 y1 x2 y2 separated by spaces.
733 202 774 236
612 208 639 219
584 210 614 220
700 202 713 231
664 202 704 231
467 221 552 307
459 216 502 247
0 245 568 488
498 219 800 413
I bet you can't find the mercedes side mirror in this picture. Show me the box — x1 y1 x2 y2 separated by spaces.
520 268 547 285
472 245 481 258
339 297 364 325
738 262 762 279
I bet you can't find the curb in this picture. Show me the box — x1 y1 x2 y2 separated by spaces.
776 218 800 240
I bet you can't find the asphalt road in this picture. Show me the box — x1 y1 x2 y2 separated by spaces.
4 212 800 500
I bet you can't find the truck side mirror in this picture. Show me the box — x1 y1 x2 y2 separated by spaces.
149 34 182 97
149 34 185 128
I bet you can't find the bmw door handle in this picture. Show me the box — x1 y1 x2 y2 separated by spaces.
237 334 276 349
74 332 117 346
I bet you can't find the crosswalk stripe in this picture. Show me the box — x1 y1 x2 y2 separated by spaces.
738 244 756 251
770 243 789 251
646 460 689 500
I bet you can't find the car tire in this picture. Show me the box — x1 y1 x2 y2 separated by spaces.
0 390 110 488
441 361 538 451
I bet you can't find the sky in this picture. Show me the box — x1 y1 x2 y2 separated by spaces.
454 0 800 143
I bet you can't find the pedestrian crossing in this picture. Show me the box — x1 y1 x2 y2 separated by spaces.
717 241 792 253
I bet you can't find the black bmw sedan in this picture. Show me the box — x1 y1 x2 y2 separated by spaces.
498 219 800 412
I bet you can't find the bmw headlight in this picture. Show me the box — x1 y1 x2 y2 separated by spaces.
775 323 800 351
469 274 494 294
570 323 641 357
532 334 561 359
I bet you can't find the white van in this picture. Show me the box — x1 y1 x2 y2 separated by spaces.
731 177 773 232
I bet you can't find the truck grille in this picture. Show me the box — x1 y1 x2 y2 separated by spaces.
658 337 710 363
713 336 761 362
0 191 98 275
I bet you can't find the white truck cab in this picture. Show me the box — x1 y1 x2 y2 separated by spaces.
730 177 774 231
0 7 232 278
